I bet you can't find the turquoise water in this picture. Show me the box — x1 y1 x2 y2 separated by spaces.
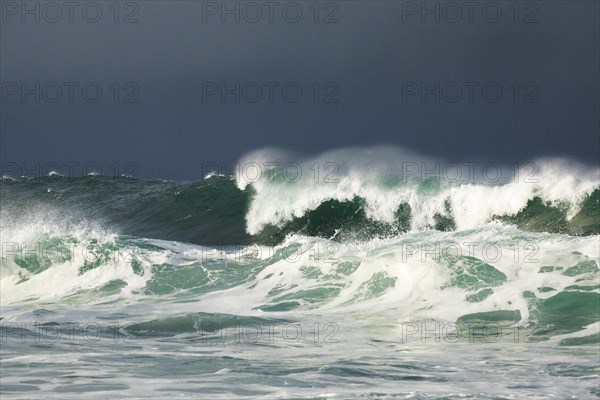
1 156 599 398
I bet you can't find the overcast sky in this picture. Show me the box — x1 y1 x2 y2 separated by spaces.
1 0 598 180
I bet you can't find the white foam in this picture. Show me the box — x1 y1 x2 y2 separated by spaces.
235 147 599 234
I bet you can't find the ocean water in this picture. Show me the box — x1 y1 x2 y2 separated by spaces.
1 149 599 399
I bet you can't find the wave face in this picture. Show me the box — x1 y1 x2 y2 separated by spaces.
1 148 599 397
2 154 598 246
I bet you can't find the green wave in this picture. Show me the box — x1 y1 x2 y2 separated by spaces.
1 177 598 246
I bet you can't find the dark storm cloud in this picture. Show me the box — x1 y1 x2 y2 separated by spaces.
1 0 598 179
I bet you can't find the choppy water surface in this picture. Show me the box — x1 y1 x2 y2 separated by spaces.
1 151 599 398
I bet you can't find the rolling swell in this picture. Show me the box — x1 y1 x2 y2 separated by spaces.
1 175 598 245
1 175 252 245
